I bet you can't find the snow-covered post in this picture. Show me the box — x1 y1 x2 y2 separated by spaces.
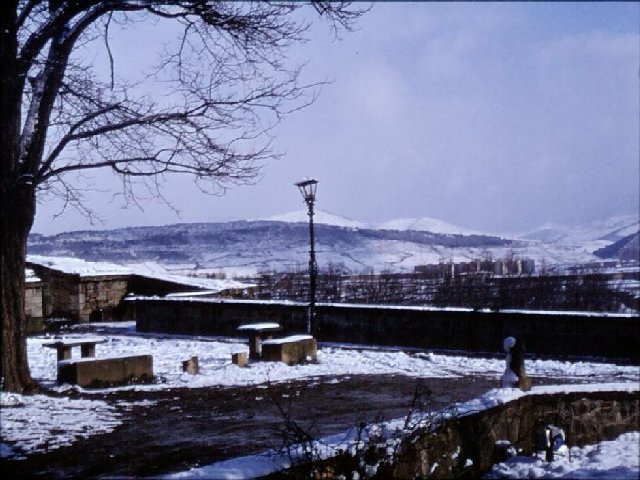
544 426 554 462
182 356 199 375
543 425 566 462
500 336 531 391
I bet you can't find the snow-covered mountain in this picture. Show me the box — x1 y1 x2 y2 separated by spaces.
263 210 364 229
376 217 483 236
266 210 484 236
28 217 511 276
515 214 639 260
518 214 638 245
27 213 637 276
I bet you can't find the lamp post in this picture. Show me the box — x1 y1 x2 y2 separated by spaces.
295 178 318 335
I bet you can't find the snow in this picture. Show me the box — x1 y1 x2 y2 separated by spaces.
28 254 132 276
25 268 41 283
23 329 636 392
262 334 314 345
43 336 107 346
500 368 519 388
500 336 518 387
237 322 281 331
377 217 484 236
517 214 639 246
264 210 364 229
0 393 124 459
30 215 636 275
485 432 640 479
165 291 219 297
453 383 639 417
2 323 638 475
264 210 486 236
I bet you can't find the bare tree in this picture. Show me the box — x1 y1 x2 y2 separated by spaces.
1 0 366 393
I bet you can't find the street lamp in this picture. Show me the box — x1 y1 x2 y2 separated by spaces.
295 178 318 335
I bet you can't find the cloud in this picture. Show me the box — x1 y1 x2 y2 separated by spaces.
33 3 639 235
341 60 409 124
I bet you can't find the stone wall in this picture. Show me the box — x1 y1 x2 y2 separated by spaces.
391 390 640 479
79 276 130 321
133 298 640 361
25 264 216 330
133 298 308 336
25 282 44 333
38 268 80 320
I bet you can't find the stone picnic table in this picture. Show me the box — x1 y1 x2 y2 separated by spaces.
237 322 281 360
42 336 107 362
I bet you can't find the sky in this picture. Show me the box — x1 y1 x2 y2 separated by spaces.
32 2 640 236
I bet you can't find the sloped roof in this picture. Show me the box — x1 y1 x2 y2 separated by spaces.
27 255 254 294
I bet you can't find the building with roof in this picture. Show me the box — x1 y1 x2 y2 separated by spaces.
25 256 254 333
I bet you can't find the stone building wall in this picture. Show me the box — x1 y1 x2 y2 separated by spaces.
25 281 44 333
25 263 223 330
79 276 130 321
391 390 640 479
38 269 80 320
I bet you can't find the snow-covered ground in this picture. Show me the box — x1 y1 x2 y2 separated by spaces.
25 322 639 393
1 322 638 477
485 431 640 479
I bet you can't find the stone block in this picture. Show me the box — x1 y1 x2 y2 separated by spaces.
262 335 317 365
182 356 199 374
232 351 248 367
57 355 153 387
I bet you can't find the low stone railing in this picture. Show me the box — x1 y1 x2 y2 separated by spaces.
391 386 640 479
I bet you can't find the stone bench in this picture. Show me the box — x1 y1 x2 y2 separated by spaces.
57 355 153 388
237 322 281 360
261 335 317 365
43 337 107 362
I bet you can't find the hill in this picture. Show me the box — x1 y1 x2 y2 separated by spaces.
28 213 637 276
594 231 639 261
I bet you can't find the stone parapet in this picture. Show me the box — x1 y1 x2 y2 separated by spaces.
392 389 640 479
133 298 640 361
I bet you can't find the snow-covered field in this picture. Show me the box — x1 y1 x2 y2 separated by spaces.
1 321 638 478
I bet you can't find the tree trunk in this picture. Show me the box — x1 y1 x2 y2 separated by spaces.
1 1 39 393
0 157 39 392
1 193 39 393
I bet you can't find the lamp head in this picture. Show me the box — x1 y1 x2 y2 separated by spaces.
295 178 318 203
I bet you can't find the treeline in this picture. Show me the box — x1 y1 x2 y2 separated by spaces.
243 265 637 313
